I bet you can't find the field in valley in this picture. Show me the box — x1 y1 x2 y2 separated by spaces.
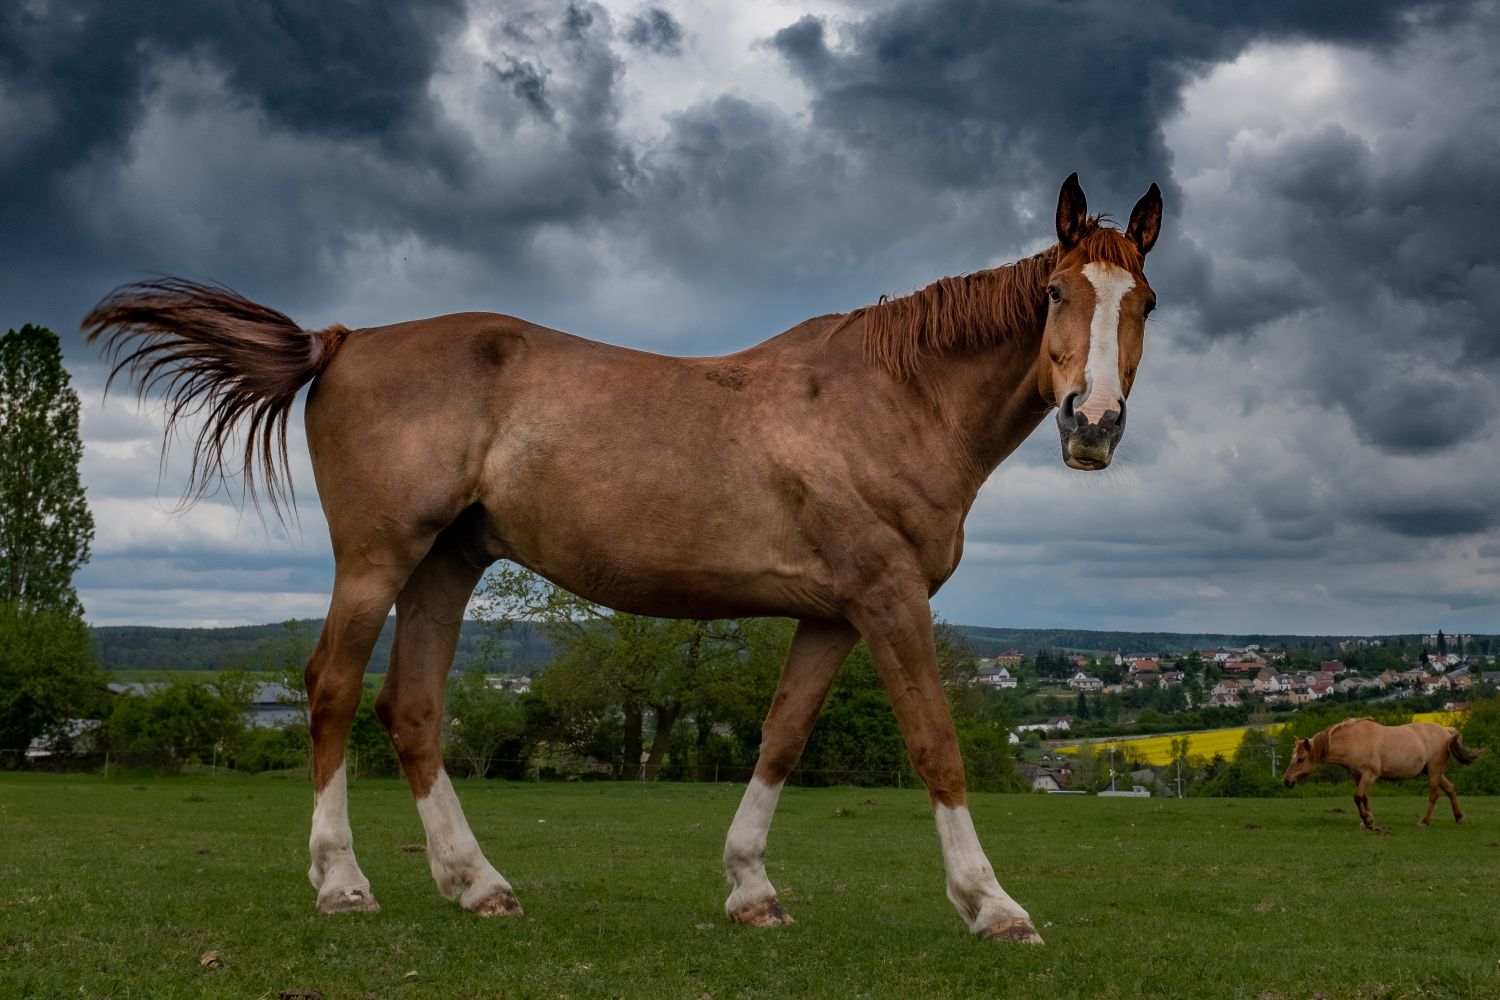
2 774 1496 999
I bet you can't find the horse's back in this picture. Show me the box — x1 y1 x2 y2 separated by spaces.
1339 720 1454 779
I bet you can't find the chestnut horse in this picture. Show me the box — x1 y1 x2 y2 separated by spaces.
1282 718 1481 830
85 174 1162 943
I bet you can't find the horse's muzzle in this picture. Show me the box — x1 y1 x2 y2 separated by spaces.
1057 391 1125 471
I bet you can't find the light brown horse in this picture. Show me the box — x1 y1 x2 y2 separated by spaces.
1282 718 1481 830
85 173 1162 943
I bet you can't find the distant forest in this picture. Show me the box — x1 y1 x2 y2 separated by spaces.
92 619 557 674
88 619 1450 673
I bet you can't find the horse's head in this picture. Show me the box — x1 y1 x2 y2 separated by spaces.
1040 174 1162 471
1282 737 1318 787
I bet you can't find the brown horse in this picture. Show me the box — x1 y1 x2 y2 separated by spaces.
1282 718 1482 830
85 173 1162 943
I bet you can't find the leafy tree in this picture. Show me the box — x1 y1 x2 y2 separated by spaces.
445 667 526 778
107 682 243 770
1201 728 1283 797
479 564 785 779
1456 696 1500 795
0 602 106 758
346 691 400 778
1 325 94 613
1436 630 1447 656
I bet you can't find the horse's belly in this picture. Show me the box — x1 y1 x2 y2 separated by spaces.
481 478 839 619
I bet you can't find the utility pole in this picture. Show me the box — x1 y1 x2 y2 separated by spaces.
1175 757 1184 799
1268 740 1279 778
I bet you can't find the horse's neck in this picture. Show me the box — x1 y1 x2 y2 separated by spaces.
925 329 1049 487
1313 728 1343 766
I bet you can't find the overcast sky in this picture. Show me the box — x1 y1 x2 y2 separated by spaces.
3 0 1497 635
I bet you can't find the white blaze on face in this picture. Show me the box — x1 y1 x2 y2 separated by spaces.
723 777 783 912
1079 261 1136 422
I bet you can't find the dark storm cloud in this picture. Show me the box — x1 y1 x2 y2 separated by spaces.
768 0 1458 203
1363 504 1495 539
490 57 556 121
0 0 641 339
624 7 683 56
0 0 465 191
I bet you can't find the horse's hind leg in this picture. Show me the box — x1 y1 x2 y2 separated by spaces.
1439 774 1464 823
1421 770 1441 827
375 534 520 915
307 559 421 913
724 619 858 927
1353 772 1378 831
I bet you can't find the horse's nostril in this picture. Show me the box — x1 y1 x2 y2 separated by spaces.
1115 396 1126 429
1061 391 1077 420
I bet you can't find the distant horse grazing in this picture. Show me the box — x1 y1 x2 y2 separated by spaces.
85 174 1162 943
1282 718 1482 830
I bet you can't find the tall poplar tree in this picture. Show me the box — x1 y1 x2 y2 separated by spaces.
0 325 102 759
0 324 94 612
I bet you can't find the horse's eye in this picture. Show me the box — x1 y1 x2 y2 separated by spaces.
1048 286 1062 304
1143 298 1156 316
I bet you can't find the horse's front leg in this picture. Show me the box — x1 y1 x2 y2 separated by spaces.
851 585 1041 943
724 619 858 926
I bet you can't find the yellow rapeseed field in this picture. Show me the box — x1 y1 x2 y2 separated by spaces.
1053 711 1459 766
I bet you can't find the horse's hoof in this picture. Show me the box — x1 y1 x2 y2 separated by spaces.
728 896 794 927
462 886 523 917
318 885 380 914
1419 819 1431 828
978 918 1044 944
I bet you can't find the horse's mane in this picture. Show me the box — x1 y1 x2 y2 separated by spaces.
858 220 1141 382
1315 717 1371 761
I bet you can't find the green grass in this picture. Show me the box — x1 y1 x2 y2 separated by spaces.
2 775 1497 999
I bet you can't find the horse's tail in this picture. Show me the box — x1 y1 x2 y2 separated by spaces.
1448 729 1482 766
82 278 349 522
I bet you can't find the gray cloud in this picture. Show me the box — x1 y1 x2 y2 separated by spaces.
624 7 683 55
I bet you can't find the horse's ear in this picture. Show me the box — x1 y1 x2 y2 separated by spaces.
1056 172 1087 251
1298 738 1312 752
1127 183 1162 256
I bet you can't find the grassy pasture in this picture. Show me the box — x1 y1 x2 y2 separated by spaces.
2 775 1497 999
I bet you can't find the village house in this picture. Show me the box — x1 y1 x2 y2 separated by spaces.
977 666 1018 689
1013 716 1074 736
1208 678 1242 708
1068 671 1103 693
1016 764 1067 793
